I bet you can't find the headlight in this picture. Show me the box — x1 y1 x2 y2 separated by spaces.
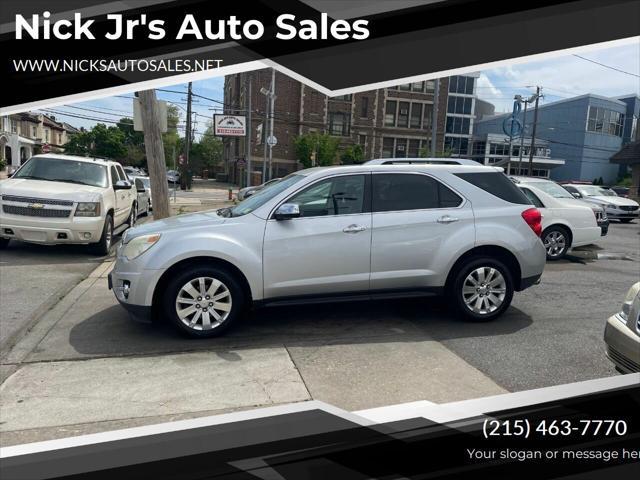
75 202 100 217
619 283 640 323
122 233 161 260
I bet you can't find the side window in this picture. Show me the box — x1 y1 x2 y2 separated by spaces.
287 175 366 217
372 174 462 212
521 188 545 208
135 178 144 190
110 166 119 186
116 165 128 182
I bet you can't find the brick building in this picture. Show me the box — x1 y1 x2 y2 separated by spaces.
223 69 480 186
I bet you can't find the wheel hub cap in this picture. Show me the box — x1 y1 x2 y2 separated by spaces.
462 267 506 315
544 231 566 256
175 276 232 331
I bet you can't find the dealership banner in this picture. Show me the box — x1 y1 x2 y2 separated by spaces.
1 0 639 112
2 375 639 479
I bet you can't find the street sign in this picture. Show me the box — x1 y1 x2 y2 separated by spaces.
267 135 277 147
214 115 246 137
237 158 246 167
41 143 51 153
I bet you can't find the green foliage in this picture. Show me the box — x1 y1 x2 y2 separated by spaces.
162 105 181 167
294 133 340 168
592 177 604 185
0 157 6 170
617 174 632 187
340 144 365 165
419 145 452 158
189 123 223 174
64 123 127 160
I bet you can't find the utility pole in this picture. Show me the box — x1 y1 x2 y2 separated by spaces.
183 82 193 190
261 81 269 183
431 78 440 157
528 86 542 177
245 73 252 187
268 68 276 180
518 98 530 175
137 89 170 219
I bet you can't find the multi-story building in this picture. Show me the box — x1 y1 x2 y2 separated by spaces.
474 93 640 184
470 133 565 177
1 113 73 171
222 69 480 185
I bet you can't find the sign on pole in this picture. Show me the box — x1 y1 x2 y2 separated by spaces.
266 135 277 147
42 143 51 153
214 115 247 137
133 98 168 133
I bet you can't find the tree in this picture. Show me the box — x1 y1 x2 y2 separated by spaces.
294 133 340 168
64 123 127 160
419 145 452 158
162 105 181 167
340 144 364 165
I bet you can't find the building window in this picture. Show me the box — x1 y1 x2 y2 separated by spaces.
447 96 473 115
360 97 369 118
422 104 433 130
444 136 469 155
449 76 475 95
385 100 397 126
45 129 50 142
399 84 411 91
425 80 435 92
332 94 352 101
358 134 367 146
11 120 17 133
382 137 427 158
472 141 486 155
397 102 410 128
329 112 350 136
410 103 423 128
31 126 37 138
587 106 624 137
445 117 471 135
411 81 424 92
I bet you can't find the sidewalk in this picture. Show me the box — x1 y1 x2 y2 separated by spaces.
0 217 506 447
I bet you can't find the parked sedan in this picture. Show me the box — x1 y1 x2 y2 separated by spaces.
517 183 601 260
237 177 281 201
562 184 639 223
604 282 640 373
131 176 152 215
166 170 180 184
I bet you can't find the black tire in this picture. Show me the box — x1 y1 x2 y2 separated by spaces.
449 257 514 322
163 265 246 338
619 219 633 224
128 202 137 227
542 225 571 260
90 214 113 256
0 237 10 249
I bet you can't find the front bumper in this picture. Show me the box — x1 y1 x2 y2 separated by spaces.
0 216 104 244
605 208 639 220
598 218 609 236
108 270 153 323
604 313 640 373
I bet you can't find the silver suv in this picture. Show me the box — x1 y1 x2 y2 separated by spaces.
109 165 546 337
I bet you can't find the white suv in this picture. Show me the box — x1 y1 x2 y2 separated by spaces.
109 164 547 337
0 154 137 255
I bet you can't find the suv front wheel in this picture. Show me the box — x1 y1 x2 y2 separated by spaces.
164 266 246 338
450 257 514 322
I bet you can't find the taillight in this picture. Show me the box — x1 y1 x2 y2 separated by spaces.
521 208 542 237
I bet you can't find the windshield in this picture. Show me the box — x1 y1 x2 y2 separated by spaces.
13 157 108 188
523 181 573 198
576 185 615 197
222 174 305 217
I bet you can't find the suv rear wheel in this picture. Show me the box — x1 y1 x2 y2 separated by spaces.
0 237 10 249
450 257 514 322
164 266 246 338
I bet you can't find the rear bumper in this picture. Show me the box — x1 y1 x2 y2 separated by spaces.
518 274 542 291
604 313 640 373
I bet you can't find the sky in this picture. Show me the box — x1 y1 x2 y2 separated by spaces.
39 41 639 135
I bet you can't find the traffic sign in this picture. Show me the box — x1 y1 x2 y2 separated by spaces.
42 143 51 153
267 135 277 147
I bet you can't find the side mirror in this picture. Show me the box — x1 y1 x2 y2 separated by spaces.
244 190 256 199
571 192 581 198
274 203 300 220
114 180 132 190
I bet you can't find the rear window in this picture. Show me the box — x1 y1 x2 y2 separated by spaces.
455 172 530 205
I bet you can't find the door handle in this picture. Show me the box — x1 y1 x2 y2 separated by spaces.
343 224 367 234
437 215 459 224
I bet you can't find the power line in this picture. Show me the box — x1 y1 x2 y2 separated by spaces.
572 54 640 78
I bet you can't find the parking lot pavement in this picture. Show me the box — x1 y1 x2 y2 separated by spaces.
0 221 637 445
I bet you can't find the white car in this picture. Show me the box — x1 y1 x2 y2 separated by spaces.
562 184 639 223
0 154 138 255
131 176 152 214
517 183 601 260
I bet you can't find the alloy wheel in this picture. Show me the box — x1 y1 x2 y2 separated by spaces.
543 231 566 258
105 222 112 249
462 267 506 315
175 277 233 331
130 205 137 226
